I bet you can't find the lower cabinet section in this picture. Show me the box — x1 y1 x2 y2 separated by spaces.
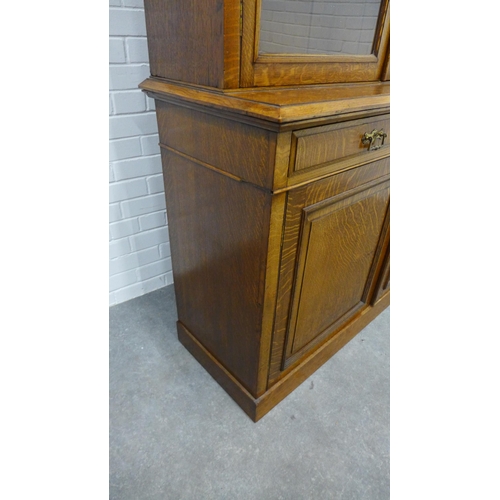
154 96 390 421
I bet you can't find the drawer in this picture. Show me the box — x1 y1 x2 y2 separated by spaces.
288 114 390 184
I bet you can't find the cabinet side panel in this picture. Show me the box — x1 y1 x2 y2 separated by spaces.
156 101 275 189
144 0 224 88
162 150 272 396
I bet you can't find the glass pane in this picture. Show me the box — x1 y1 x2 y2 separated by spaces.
259 0 382 56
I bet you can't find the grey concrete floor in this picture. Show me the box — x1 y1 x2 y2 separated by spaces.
110 285 389 500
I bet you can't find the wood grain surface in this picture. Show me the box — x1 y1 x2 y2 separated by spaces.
268 158 390 383
143 0 225 87
284 179 390 367
292 115 390 172
140 78 390 124
163 149 272 396
155 100 277 189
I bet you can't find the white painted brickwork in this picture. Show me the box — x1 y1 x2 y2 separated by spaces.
109 0 172 306
260 0 380 55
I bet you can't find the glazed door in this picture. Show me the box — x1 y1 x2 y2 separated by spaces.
278 170 390 369
240 0 390 87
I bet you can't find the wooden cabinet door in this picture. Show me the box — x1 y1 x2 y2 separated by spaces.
278 171 390 369
372 238 390 305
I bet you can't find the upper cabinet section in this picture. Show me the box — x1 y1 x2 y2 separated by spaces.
143 0 390 89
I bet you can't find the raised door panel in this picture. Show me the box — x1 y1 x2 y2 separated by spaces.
281 175 390 369
268 158 390 382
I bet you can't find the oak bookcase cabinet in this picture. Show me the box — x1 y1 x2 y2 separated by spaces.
140 0 390 421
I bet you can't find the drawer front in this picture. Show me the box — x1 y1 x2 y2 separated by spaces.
289 114 390 184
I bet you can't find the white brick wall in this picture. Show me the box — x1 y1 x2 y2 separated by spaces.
109 0 172 306
260 0 381 55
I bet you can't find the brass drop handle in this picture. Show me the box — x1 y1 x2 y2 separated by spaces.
362 129 387 151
